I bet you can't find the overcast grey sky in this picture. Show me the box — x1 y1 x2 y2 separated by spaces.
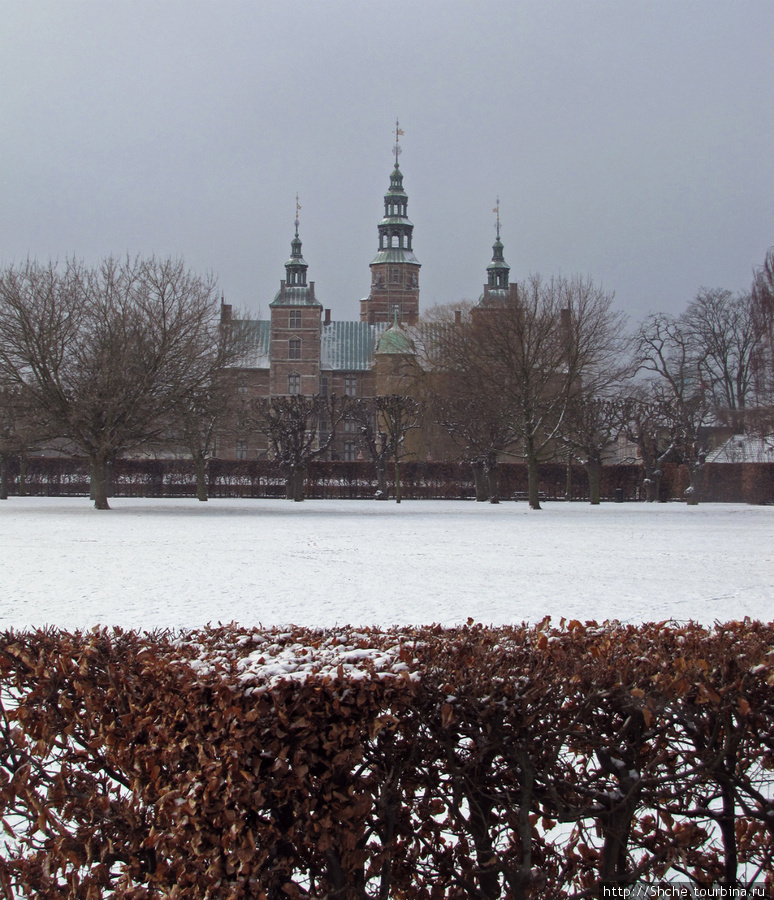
1 0 772 325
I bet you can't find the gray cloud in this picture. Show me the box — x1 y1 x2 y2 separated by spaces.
1 0 771 325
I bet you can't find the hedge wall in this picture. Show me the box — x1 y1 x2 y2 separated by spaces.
1 622 773 898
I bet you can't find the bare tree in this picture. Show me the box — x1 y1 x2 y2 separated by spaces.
427 276 625 509
0 257 226 509
251 394 349 501
636 314 713 505
168 317 251 502
681 288 758 433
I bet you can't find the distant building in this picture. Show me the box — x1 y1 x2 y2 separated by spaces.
217 142 437 461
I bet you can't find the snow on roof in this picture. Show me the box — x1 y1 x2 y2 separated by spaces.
706 435 774 463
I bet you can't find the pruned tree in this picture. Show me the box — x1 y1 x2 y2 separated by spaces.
560 394 625 505
636 313 713 505
751 247 774 437
348 398 391 499
619 388 679 502
0 257 228 509
426 379 518 503
374 393 421 504
251 394 349 501
348 395 421 502
0 382 48 499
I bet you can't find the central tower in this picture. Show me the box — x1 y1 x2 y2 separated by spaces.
361 121 421 324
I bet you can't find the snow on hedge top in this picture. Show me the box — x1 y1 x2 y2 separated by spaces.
237 638 419 692
177 626 423 690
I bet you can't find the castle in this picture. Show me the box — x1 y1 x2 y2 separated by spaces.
217 135 513 463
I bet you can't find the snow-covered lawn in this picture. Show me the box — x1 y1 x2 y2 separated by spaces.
0 497 771 631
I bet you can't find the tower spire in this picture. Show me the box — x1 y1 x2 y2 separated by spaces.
270 193 320 304
360 123 420 324
394 118 404 167
482 199 510 297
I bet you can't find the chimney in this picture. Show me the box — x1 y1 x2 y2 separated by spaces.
454 309 462 326
220 301 233 323
324 308 331 326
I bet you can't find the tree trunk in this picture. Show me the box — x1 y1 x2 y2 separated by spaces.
685 464 701 506
485 453 499 504
719 774 738 885
527 453 542 510
642 466 661 502
375 458 389 499
194 452 208 502
0 454 8 500
90 454 111 509
586 458 602 505
394 458 401 504
565 453 573 501
18 453 27 497
292 467 306 502
471 458 488 502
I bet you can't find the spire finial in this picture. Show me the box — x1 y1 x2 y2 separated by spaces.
294 193 301 236
394 118 404 167
493 196 501 240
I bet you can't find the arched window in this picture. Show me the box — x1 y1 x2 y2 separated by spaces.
289 338 301 360
391 234 400 248
288 373 301 395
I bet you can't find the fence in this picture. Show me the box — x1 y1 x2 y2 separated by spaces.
1 456 773 502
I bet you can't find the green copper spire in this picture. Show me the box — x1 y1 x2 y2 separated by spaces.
486 197 510 291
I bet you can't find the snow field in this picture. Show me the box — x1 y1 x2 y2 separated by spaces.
0 497 771 631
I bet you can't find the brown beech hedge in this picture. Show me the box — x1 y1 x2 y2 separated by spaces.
1 621 773 899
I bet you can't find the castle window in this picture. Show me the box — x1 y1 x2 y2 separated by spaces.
344 417 357 433
392 268 400 283
288 373 301 395
236 441 248 460
320 375 329 397
344 376 357 397
344 441 357 462
289 338 301 360
391 235 399 248
289 309 302 328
